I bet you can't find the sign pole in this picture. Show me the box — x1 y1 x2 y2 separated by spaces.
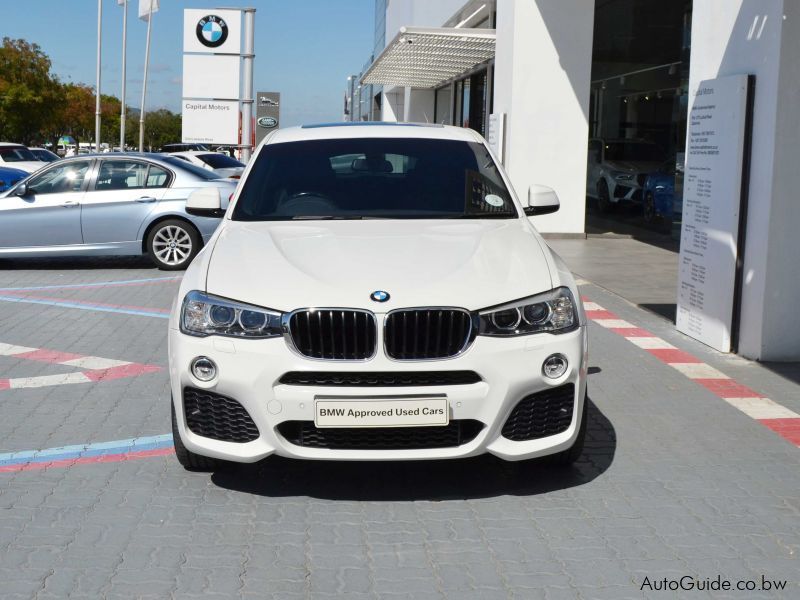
95 0 103 153
240 8 256 162
138 3 153 152
120 0 128 151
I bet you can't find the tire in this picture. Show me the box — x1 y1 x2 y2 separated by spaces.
597 180 614 213
146 219 202 271
171 399 222 471
546 393 588 466
643 191 657 224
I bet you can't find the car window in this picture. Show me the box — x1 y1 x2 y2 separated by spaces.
233 138 518 221
197 153 244 169
27 161 91 194
603 142 665 162
146 165 169 188
160 155 221 180
0 146 37 162
95 160 149 190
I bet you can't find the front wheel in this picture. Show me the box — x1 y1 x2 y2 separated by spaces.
643 191 657 224
597 180 614 213
146 219 201 270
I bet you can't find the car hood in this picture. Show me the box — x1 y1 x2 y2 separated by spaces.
605 160 661 174
205 219 554 312
5 161 45 174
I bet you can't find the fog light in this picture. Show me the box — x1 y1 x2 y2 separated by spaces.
542 354 568 379
191 356 217 382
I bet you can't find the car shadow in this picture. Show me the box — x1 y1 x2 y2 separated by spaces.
0 256 156 270
211 398 616 501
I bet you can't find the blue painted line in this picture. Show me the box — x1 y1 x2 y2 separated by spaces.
0 295 170 319
0 276 181 292
0 434 173 467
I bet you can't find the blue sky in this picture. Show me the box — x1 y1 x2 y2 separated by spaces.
3 0 375 126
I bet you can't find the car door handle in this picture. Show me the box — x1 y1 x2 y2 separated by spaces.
135 196 157 203
60 200 79 207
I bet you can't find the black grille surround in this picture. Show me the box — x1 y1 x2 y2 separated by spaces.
384 308 474 360
278 370 482 387
287 309 377 360
276 420 484 450
501 384 575 442
183 387 260 443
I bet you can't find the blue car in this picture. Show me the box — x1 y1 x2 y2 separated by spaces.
642 160 683 226
0 166 28 193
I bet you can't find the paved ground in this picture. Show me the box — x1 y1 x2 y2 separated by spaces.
0 255 798 599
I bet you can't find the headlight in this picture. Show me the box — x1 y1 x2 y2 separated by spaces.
478 287 579 336
180 290 282 338
613 171 634 181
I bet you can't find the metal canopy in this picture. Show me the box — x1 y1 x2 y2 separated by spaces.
361 27 496 89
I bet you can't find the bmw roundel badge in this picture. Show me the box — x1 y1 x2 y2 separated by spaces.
370 290 390 303
196 15 229 48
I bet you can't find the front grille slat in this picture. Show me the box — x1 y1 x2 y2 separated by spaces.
183 387 259 443
277 420 484 450
501 383 575 441
289 309 376 360
278 370 482 387
385 309 473 360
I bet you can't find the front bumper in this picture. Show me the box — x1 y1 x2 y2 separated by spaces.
168 325 588 462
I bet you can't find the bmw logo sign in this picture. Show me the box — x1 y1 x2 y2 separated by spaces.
196 15 229 48
370 290 390 303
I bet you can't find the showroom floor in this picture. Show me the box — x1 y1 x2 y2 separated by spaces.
0 255 797 599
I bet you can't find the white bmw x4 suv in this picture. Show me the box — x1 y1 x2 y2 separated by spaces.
169 123 588 470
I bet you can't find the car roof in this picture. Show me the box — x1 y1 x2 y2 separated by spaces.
168 151 210 157
266 122 483 145
0 142 27 148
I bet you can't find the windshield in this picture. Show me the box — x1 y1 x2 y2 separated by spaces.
0 146 37 162
604 142 665 162
233 138 517 221
198 153 244 169
159 155 221 180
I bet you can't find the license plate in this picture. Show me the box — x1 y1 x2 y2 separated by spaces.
314 398 449 428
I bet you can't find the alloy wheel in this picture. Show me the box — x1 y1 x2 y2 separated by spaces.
152 225 193 266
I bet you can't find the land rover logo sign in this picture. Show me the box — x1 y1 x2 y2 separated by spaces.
257 116 278 129
196 15 229 48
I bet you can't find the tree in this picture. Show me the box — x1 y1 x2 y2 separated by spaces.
142 108 182 151
0 37 64 144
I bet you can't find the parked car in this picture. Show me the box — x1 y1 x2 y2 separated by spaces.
0 166 28 193
161 143 209 153
587 138 666 212
28 147 61 163
0 153 237 270
168 151 246 179
168 123 588 471
0 143 47 173
642 159 684 226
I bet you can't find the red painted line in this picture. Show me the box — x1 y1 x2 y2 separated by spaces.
13 348 85 364
694 378 760 398
759 418 800 446
84 363 162 382
0 379 9 391
584 309 618 320
1 291 170 314
0 447 174 473
647 348 702 364
611 327 653 337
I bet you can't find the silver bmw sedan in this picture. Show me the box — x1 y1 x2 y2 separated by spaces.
0 153 238 270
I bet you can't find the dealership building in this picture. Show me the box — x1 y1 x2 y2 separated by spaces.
345 0 800 361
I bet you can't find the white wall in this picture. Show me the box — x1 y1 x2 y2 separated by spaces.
384 0 466 39
689 0 800 360
493 0 594 234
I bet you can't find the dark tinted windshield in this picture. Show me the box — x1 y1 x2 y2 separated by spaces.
198 153 244 169
30 148 60 162
159 155 221 180
233 138 517 221
604 142 665 162
0 146 37 162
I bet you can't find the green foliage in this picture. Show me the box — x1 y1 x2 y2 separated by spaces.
0 37 181 149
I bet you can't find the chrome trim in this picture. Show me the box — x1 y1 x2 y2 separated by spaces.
282 307 378 362
382 307 477 362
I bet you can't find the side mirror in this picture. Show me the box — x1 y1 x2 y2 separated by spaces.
186 187 225 217
14 183 28 197
524 184 560 216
